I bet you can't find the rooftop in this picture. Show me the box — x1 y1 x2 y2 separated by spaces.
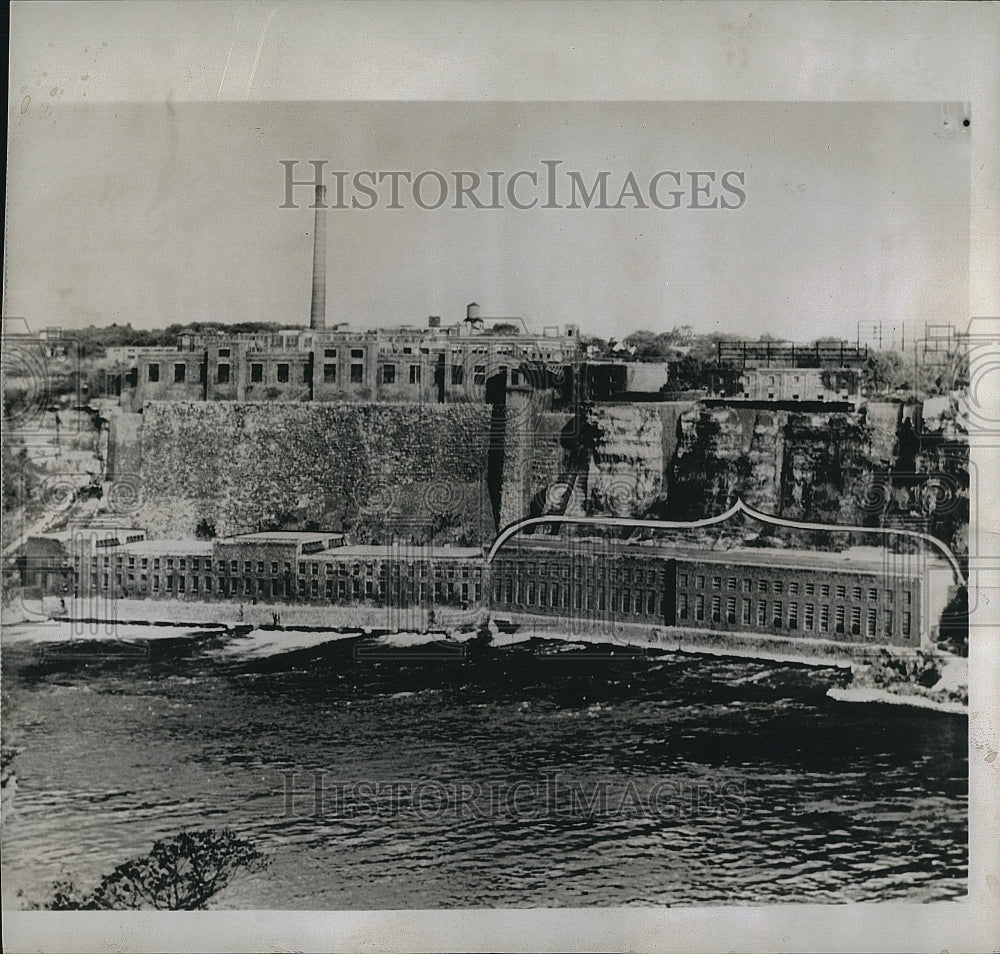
224 531 344 544
30 528 146 545
316 545 483 560
501 537 948 574
117 539 214 555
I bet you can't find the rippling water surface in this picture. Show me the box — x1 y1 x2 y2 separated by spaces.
1 631 967 907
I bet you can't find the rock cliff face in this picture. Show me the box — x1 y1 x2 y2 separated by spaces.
507 401 944 535
132 395 968 563
779 411 877 524
105 409 143 483
880 416 970 561
497 403 689 525
865 401 902 464
666 405 879 524
137 402 492 542
667 406 750 519
587 405 666 516
744 411 784 513
499 401 878 526
497 403 566 529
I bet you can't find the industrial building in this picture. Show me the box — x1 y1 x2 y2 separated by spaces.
118 310 580 411
707 340 866 404
23 527 955 652
488 537 954 651
735 367 860 403
66 531 484 611
112 185 580 410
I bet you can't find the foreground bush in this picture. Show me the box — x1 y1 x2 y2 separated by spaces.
43 829 269 910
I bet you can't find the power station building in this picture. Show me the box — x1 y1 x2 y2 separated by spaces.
489 537 955 651
65 531 484 611
25 528 957 654
708 340 867 404
119 311 580 411
116 184 580 410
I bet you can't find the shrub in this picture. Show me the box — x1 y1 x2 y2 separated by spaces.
42 829 268 910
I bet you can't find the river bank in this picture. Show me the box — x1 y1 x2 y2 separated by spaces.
838 651 968 712
5 596 486 633
826 687 968 715
2 610 968 714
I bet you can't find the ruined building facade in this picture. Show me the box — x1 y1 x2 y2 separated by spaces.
118 311 581 411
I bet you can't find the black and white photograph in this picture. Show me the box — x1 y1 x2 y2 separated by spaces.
2 3 998 952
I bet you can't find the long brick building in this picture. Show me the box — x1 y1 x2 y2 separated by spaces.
68 531 484 611
117 307 581 411
488 538 953 651
22 528 956 653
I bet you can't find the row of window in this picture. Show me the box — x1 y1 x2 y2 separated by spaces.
86 556 480 580
322 363 430 385
677 593 912 638
755 392 834 401
88 554 213 571
678 572 911 605
186 340 570 361
93 534 144 547
147 360 377 387
147 362 232 385
493 575 661 617
259 362 423 386
86 572 480 605
249 362 311 385
79 556 915 608
494 562 659 584
295 561 479 579
145 353 543 388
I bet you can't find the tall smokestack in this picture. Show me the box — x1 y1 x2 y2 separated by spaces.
309 184 327 330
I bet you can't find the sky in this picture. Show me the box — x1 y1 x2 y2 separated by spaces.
5 100 972 344
4 5 975 345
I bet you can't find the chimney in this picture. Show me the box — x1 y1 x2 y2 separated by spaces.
309 184 327 331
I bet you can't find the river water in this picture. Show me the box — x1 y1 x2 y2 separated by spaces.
1 629 967 908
